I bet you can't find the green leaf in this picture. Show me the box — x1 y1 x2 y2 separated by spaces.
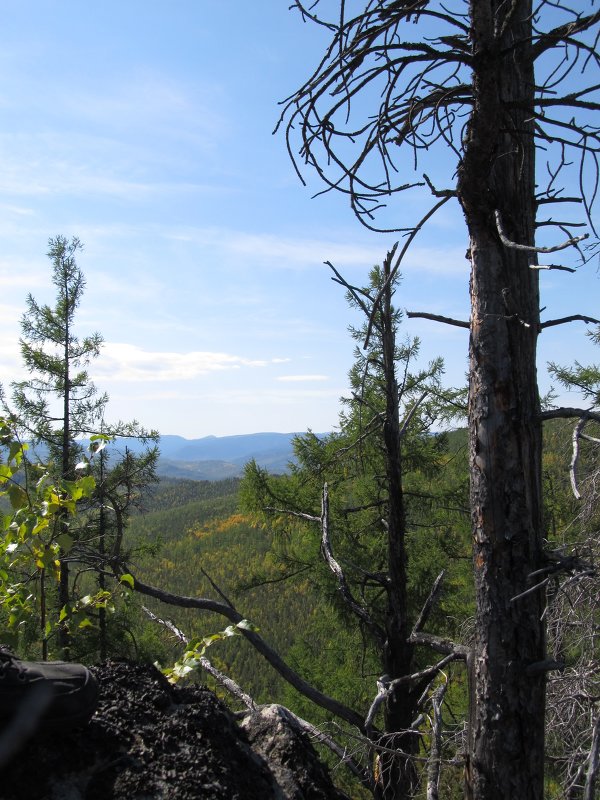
8 484 27 511
0 464 15 482
119 573 135 589
56 533 74 553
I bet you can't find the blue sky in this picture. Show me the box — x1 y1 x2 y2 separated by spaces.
0 2 597 438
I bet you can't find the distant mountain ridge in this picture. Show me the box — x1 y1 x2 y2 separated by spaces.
110 431 315 480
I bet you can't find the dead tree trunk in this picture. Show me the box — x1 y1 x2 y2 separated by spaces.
458 2 546 797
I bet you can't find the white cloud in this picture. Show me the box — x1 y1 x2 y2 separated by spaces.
94 342 276 383
277 374 329 382
162 226 469 276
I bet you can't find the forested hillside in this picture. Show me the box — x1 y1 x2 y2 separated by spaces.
126 476 378 714
100 415 598 800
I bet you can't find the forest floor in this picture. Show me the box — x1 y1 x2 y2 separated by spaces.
0 660 348 800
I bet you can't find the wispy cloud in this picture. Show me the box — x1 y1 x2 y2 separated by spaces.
277 374 329 382
94 343 277 383
162 226 469 276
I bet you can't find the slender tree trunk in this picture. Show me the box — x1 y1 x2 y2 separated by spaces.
458 2 546 797
98 448 107 661
376 261 419 799
58 290 71 658
40 567 47 661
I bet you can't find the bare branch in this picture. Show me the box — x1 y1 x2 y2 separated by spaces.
540 408 600 424
409 630 469 660
412 570 446 636
525 660 566 677
142 604 259 712
199 655 258 712
265 506 320 523
426 680 449 800
406 311 470 329
495 210 589 253
267 485 385 642
141 605 188 644
320 483 386 644
570 417 587 500
541 315 600 330
364 197 452 346
584 714 600 800
388 654 459 690
365 656 456 734
399 391 428 438
532 11 600 59
529 263 576 273
126 570 365 729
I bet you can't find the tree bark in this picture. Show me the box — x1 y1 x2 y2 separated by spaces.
375 259 419 800
458 2 546 798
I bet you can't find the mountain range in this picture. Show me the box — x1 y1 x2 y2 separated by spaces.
110 432 312 480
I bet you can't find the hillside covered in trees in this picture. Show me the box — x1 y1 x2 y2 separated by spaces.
1 2 600 799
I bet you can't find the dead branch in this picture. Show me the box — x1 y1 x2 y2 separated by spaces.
124 570 365 730
541 315 600 330
540 408 600 424
388 655 458 691
364 199 452 347
529 264 576 273
266 486 385 644
584 714 600 800
426 680 449 800
495 210 589 252
320 483 386 644
142 605 187 644
142 604 259 712
409 630 469 660
399 391 428 438
412 571 446 636
406 311 470 329
570 417 588 500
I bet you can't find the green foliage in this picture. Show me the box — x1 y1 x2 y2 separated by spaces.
9 236 107 474
548 325 600 408
0 416 117 655
127 502 321 702
241 266 472 664
161 619 259 684
0 236 160 658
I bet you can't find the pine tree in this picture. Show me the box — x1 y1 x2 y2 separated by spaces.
242 260 469 797
6 236 158 658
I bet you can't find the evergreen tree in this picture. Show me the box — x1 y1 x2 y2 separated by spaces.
8 236 106 653
4 236 158 657
242 259 469 797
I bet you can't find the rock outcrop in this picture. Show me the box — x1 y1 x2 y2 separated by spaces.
0 661 348 800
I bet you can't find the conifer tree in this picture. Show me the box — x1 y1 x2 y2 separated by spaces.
242 259 468 798
6 236 158 657
9 236 107 653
